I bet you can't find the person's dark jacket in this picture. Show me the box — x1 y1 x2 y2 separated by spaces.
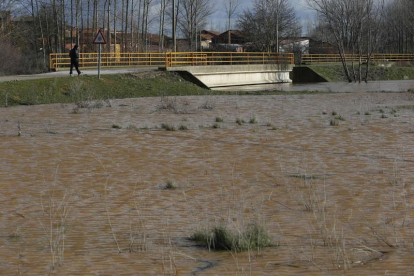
69 48 79 62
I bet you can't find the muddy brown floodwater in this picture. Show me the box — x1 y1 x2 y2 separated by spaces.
215 80 414 93
1 93 414 275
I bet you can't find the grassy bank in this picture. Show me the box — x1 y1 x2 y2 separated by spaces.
0 72 210 107
308 64 414 82
0 71 326 107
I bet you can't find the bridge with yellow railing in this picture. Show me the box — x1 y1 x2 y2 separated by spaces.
49 52 294 70
50 52 414 70
301 54 414 64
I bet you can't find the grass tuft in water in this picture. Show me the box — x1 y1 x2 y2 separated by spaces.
334 115 345 121
191 224 271 252
236 118 245 125
164 180 177 190
330 119 339 126
161 123 176 131
126 125 138 131
178 125 188 131
249 116 258 124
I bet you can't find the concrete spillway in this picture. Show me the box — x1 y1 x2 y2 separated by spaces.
166 64 293 89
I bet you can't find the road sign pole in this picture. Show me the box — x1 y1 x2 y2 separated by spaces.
98 44 101 79
93 30 107 79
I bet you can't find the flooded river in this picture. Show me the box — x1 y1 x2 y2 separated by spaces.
1 92 414 275
215 80 414 93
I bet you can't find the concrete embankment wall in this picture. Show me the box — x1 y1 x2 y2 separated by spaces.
290 66 328 83
166 64 293 89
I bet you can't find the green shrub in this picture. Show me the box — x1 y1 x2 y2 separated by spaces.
215 117 224 123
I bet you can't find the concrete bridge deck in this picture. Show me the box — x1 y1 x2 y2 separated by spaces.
166 64 294 88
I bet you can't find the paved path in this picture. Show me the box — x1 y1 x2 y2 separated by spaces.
0 67 159 82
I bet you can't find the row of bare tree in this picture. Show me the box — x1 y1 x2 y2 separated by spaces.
0 0 218 66
307 0 414 82
381 0 414 54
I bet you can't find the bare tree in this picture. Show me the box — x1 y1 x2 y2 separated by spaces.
113 0 117 51
238 0 300 52
168 0 180 51
124 0 129 51
224 0 240 44
179 0 213 51
141 0 152 52
0 0 16 10
93 0 98 34
158 0 168 51
130 0 134 51
106 0 111 52
75 0 79 47
135 0 142 51
380 0 414 54
61 0 66 52
364 1 385 81
307 0 385 82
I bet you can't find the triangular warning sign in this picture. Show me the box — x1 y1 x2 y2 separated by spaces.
93 30 107 44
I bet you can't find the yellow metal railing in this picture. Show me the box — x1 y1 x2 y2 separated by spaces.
302 54 414 64
165 52 294 67
371 54 414 62
50 52 294 70
50 52 167 70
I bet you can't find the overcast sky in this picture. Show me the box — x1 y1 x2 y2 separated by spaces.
209 0 315 34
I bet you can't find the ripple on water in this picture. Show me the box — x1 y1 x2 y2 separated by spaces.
0 93 414 275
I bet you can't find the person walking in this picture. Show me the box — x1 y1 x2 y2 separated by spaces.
69 45 82 76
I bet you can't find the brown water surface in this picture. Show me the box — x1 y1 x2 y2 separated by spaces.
1 93 414 275
215 80 414 93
